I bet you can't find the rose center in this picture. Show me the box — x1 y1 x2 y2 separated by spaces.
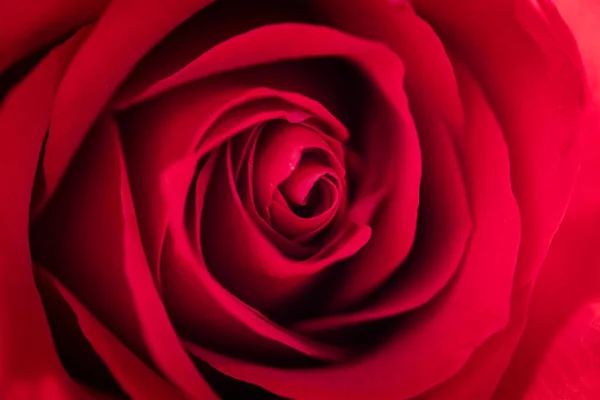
240 119 347 242
279 163 338 219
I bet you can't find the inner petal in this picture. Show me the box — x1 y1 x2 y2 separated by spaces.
252 121 344 225
271 158 342 240
279 157 339 216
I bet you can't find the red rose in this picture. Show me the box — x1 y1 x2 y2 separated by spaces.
0 0 595 399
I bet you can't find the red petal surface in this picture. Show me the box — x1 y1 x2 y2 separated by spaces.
35 267 185 399
414 0 588 397
494 0 600 395
0 0 108 72
294 0 471 331
185 57 520 400
0 29 96 399
31 117 216 399
35 0 215 213
159 151 348 363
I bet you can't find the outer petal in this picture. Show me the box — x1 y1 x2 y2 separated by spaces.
34 0 215 213
0 0 108 72
414 0 588 397
0 29 95 399
31 117 217 399
35 266 187 399
553 0 600 96
494 0 600 393
522 300 600 399
410 0 585 289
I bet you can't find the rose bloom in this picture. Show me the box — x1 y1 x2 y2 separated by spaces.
1 0 599 398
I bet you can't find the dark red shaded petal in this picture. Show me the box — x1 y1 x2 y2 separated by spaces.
31 117 216 399
33 0 216 214
119 79 257 274
34 267 185 399
114 0 321 107
310 0 463 133
0 30 95 399
114 24 415 137
0 0 108 72
312 0 465 312
159 152 347 362
323 93 421 310
294 86 471 331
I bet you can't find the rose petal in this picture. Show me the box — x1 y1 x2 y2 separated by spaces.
234 123 319 258
34 0 216 214
34 266 185 399
0 29 95 399
414 0 588 396
235 117 347 258
271 162 341 240
115 0 320 107
553 0 600 98
0 0 108 72
323 93 422 310
492 0 600 395
309 0 463 132
31 117 216 399
413 0 585 290
123 25 420 263
250 121 343 236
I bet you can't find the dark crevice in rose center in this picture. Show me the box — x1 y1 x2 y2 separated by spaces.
278 151 341 220
288 178 326 218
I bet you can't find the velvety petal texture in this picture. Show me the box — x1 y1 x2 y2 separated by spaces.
31 116 216 398
0 28 101 400
494 1 600 395
0 0 108 73
0 0 594 399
